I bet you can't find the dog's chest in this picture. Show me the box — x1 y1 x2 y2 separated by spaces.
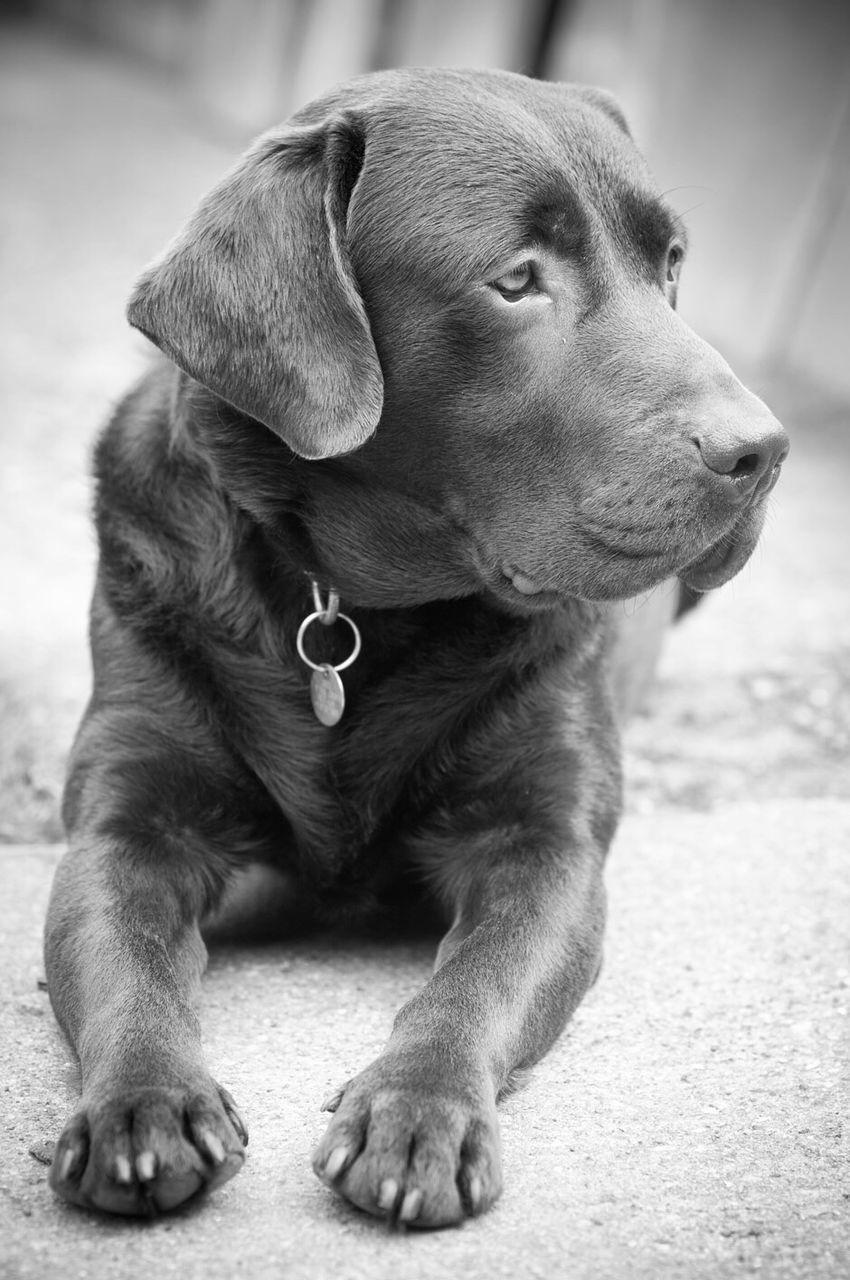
241 639 464 862
232 600 543 883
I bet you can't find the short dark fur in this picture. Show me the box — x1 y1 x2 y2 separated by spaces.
45 68 787 1227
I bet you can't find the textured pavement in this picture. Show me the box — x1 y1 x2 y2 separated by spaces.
1 16 849 1280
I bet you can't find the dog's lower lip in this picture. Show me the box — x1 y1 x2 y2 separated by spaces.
680 530 748 591
679 497 767 592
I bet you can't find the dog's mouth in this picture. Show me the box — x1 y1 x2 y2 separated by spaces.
497 507 765 604
479 481 773 608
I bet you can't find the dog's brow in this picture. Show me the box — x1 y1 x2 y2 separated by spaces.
620 190 687 261
523 188 592 258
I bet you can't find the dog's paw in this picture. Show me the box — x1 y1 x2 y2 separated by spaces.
312 1056 502 1228
49 1082 248 1215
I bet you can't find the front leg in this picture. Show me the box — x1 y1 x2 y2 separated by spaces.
45 697 255 1216
313 844 608 1226
46 832 249 1215
313 688 620 1228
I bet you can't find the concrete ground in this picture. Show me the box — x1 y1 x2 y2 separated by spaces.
1 17 848 1280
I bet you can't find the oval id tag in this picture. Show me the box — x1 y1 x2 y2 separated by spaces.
310 663 346 726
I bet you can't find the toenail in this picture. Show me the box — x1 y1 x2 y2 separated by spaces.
399 1187 423 1222
114 1155 133 1184
323 1146 349 1180
467 1174 482 1210
377 1178 399 1211
58 1148 77 1181
202 1132 225 1164
136 1151 156 1182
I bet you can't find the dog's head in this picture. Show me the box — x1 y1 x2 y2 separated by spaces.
129 69 787 611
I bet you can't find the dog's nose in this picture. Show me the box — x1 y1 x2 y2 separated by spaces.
692 414 788 499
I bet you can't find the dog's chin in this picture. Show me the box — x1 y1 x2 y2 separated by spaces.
677 505 766 593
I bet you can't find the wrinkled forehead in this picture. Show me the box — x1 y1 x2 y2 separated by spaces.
348 74 679 285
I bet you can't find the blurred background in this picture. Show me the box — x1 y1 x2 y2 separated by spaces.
1 0 849 841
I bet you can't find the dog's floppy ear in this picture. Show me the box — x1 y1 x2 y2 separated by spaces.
127 115 382 460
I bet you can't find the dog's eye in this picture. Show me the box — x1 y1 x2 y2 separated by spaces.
492 263 535 300
666 244 684 283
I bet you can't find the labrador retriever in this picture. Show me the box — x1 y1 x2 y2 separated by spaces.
45 68 788 1227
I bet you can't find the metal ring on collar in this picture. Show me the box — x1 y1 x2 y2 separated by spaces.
296 610 362 673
